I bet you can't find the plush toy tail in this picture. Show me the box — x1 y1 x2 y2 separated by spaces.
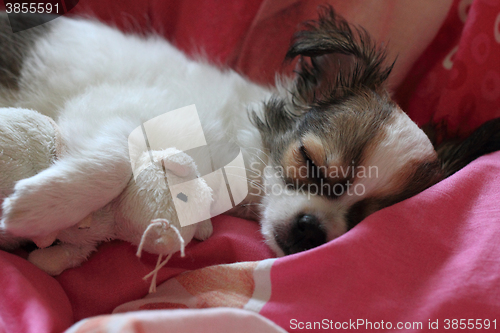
136 219 186 293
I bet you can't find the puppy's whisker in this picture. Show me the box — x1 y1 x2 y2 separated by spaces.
222 171 267 191
223 165 262 177
223 166 261 176
244 147 271 166
245 146 271 159
246 153 269 169
239 200 264 209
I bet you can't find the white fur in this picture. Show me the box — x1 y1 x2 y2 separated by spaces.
0 17 271 238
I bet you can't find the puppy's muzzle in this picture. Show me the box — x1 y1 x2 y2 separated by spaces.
276 214 327 255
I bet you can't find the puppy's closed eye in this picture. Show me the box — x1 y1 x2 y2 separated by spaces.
282 133 352 199
283 134 325 180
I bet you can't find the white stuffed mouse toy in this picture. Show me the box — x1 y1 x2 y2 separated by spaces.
0 108 214 285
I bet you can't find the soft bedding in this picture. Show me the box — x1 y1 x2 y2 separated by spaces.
1 0 499 332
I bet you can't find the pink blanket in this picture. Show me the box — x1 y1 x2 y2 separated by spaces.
1 0 499 332
83 151 500 332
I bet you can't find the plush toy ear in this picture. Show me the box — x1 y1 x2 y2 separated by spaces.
157 149 198 178
162 159 191 178
145 149 196 178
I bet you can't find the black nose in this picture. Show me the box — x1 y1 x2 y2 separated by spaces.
276 214 327 255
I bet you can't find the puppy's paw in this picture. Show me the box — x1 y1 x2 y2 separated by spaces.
1 173 83 238
28 246 72 276
28 243 95 275
194 219 213 241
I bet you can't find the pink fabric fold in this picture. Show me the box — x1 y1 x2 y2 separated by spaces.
0 252 73 333
261 152 500 331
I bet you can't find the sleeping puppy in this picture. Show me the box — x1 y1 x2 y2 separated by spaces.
252 7 500 256
0 8 498 259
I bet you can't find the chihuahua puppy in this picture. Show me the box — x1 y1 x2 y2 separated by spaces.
0 8 498 258
252 7 500 256
253 8 439 255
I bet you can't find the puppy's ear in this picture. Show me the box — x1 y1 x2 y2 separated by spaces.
437 118 500 177
250 98 298 150
286 6 395 107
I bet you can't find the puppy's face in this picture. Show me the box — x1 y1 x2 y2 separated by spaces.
252 8 442 256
